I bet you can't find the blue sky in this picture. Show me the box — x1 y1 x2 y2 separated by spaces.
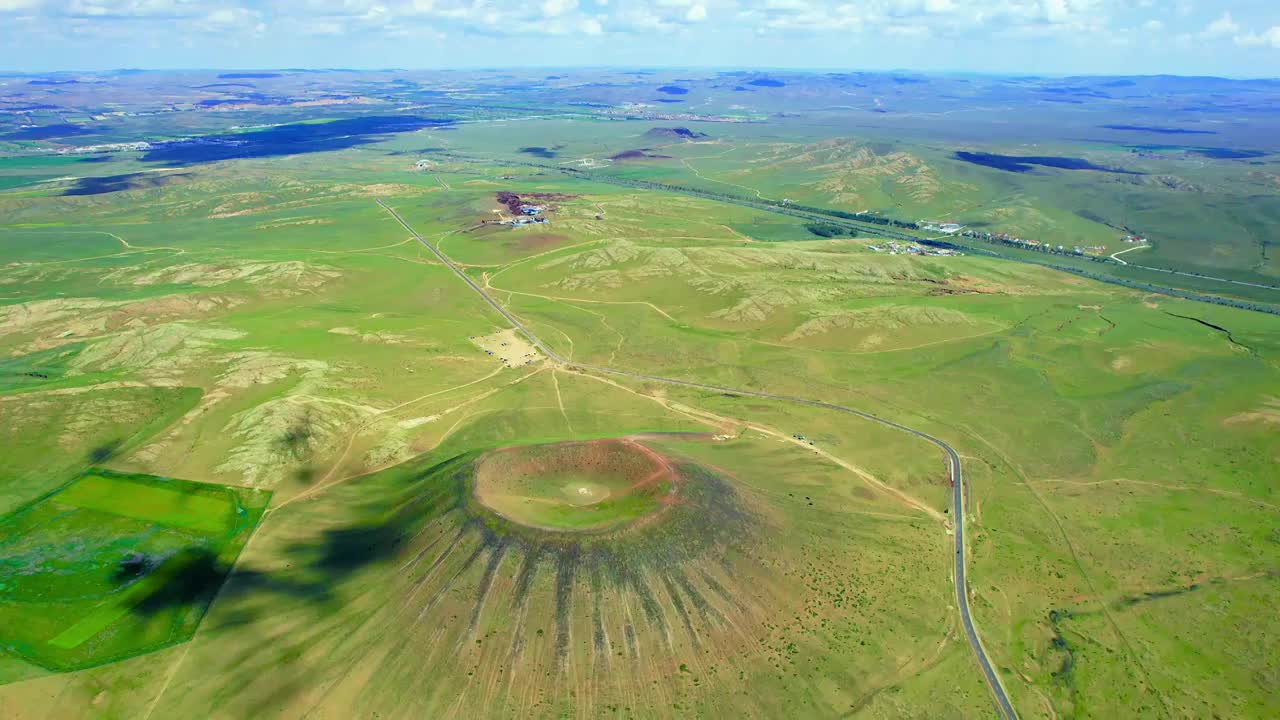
1 1 1278 76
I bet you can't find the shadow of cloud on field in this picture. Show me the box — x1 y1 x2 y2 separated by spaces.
954 150 1143 174
123 548 337 620
132 549 229 615
518 146 558 158
87 439 122 463
125 454 476 623
0 123 95 141
111 551 153 583
62 172 193 196
138 116 455 166
289 454 469 577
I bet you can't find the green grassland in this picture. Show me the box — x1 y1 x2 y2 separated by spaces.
0 470 269 679
0 117 1276 720
407 116 1280 291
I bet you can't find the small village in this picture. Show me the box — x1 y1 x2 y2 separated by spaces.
918 216 1150 258
958 228 1143 257
868 240 962 257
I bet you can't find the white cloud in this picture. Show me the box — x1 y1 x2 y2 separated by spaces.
0 0 42 11
541 0 577 17
1235 25 1280 49
3 0 1276 66
885 23 929 36
63 0 209 18
1043 0 1068 24
1202 11 1238 38
302 19 344 34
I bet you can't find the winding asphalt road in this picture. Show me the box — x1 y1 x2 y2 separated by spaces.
377 200 1019 719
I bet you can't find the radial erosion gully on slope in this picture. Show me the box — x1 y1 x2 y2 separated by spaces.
375 199 1019 720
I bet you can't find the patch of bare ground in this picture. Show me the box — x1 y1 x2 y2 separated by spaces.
783 305 978 343
1223 397 1280 427
253 218 335 230
0 294 245 354
328 327 422 345
132 353 332 468
218 351 329 389
107 260 340 293
471 328 543 368
71 322 246 380
518 233 567 251
216 389 368 487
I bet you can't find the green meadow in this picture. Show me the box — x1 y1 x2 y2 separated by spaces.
0 111 1276 719
0 470 268 679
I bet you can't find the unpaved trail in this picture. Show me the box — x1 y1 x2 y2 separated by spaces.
680 156 773 201
484 276 679 324
5 228 186 266
273 366 508 511
483 237 609 277
1109 244 1150 265
551 369 576 434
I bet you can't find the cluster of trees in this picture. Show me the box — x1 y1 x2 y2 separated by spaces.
804 223 854 238
984 252 1280 315
1058 268 1279 314
785 203 919 230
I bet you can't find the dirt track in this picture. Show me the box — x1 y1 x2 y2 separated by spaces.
376 198 1020 720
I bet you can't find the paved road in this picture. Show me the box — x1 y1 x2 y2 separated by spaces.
377 200 1019 719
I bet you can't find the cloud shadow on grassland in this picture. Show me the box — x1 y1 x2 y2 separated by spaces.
139 116 455 165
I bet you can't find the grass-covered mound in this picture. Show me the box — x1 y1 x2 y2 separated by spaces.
473 439 677 532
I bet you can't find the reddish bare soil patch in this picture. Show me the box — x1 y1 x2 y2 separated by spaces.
518 233 568 251
473 439 681 532
495 191 579 214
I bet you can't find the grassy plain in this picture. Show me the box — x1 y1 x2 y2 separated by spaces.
0 114 1276 720
0 470 268 680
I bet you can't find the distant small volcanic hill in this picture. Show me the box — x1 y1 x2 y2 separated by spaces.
644 127 708 140
610 149 673 161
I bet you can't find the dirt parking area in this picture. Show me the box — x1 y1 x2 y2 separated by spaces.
470 328 543 368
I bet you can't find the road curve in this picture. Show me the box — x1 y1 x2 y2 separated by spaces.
377 200 1019 719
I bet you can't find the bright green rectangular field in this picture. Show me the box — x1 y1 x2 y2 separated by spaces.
0 470 270 677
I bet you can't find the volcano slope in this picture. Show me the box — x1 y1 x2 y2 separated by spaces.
128 423 975 719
